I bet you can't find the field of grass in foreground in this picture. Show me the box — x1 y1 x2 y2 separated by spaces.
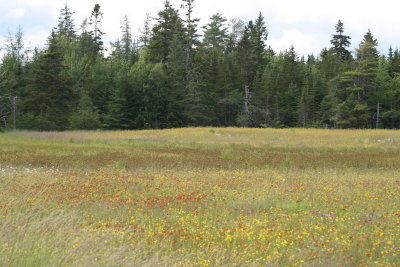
1 127 399 266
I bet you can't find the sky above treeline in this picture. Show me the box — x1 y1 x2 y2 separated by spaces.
0 0 399 57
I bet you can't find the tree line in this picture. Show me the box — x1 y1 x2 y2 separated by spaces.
1 0 400 131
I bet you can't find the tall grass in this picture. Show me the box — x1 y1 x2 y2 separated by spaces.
1 128 399 265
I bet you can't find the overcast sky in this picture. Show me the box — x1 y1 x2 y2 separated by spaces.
1 0 399 57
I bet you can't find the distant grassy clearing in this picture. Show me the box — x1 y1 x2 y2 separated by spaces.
1 128 399 266
12 127 400 150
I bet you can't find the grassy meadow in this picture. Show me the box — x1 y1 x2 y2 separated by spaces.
1 128 399 266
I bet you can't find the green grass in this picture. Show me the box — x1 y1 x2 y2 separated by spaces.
1 128 399 266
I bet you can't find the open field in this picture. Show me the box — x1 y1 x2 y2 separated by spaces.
1 128 399 266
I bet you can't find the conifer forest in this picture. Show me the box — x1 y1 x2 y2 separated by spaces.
2 1 400 131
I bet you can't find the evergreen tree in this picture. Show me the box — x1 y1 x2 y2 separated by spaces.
335 30 379 128
89 4 105 54
388 49 400 78
139 13 152 48
297 55 325 127
120 15 135 64
147 1 185 63
330 20 352 61
203 13 228 49
181 0 200 78
4 1 400 130
77 18 97 59
57 3 76 40
69 89 101 129
236 13 268 126
22 31 74 130
200 13 230 125
103 85 129 129
0 27 26 129
165 34 186 113
226 18 245 52
0 27 26 96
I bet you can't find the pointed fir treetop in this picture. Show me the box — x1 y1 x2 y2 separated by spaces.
181 0 200 44
357 29 379 61
254 12 268 42
388 46 393 60
203 13 228 49
120 15 133 61
57 3 76 40
335 20 344 34
287 45 298 61
89 4 105 53
148 1 185 63
330 20 351 61
4 26 25 63
361 29 378 46
139 13 152 47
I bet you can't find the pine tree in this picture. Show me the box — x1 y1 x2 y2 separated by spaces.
103 85 129 129
203 13 228 49
147 1 185 63
335 30 379 128
226 18 245 52
252 12 268 74
236 13 269 126
77 18 97 59
120 15 134 63
297 55 324 127
57 3 76 40
0 27 26 103
0 28 26 129
89 4 105 54
354 29 379 100
23 31 74 130
166 34 186 103
201 13 229 125
330 20 352 61
388 49 400 78
139 13 152 48
69 89 101 129
181 0 200 78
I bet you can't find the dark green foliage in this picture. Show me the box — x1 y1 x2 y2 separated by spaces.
330 20 352 61
103 86 129 130
332 30 380 128
89 4 105 54
69 90 101 130
57 3 76 40
147 1 185 64
22 32 74 130
3 2 400 130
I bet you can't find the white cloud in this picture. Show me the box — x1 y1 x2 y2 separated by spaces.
2 0 400 56
7 8 26 19
269 29 325 56
25 29 49 49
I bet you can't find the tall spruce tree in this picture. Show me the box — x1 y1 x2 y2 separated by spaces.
139 13 152 48
0 27 26 129
57 3 76 40
335 30 379 128
181 0 200 79
89 4 105 54
147 1 185 63
203 13 228 49
117 15 138 65
22 31 74 130
330 20 352 61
